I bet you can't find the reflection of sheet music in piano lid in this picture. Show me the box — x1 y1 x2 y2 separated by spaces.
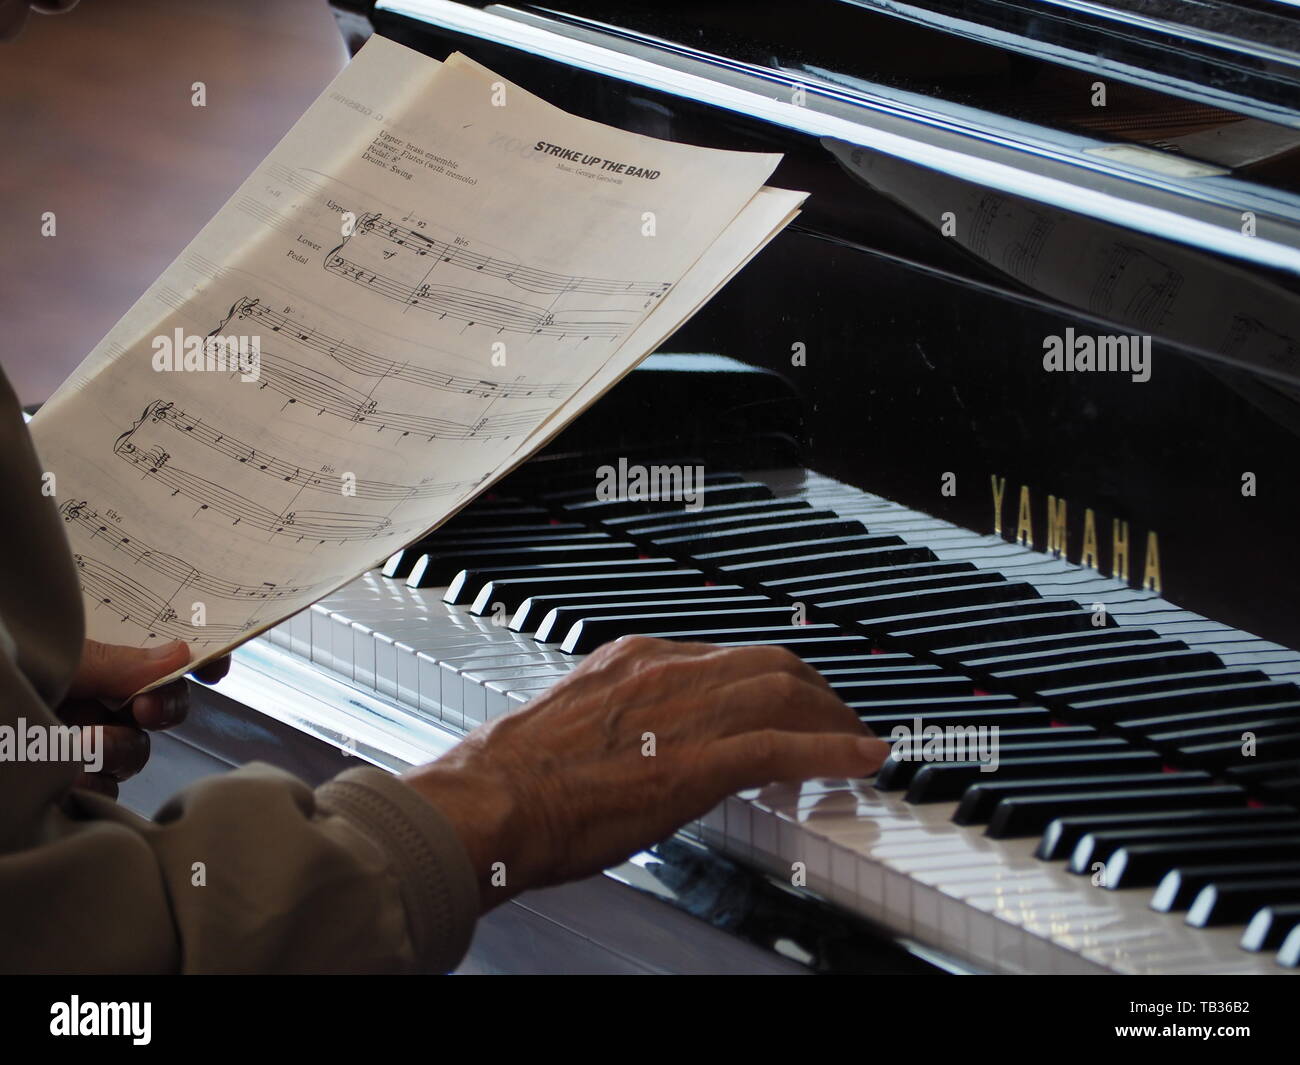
29 36 806 687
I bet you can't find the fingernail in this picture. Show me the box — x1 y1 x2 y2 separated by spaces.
158 689 186 726
145 640 187 660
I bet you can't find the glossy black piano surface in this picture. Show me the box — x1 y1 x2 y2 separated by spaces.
210 0 1300 972
337 0 1300 654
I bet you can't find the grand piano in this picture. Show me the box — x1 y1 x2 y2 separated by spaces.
127 0 1300 973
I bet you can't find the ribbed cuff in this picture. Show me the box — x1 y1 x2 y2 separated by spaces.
317 766 480 973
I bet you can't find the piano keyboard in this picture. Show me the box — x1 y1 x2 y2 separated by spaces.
248 463 1300 974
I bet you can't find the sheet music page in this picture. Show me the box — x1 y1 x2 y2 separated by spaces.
29 35 802 687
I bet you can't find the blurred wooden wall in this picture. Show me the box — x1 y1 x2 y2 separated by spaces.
0 0 347 404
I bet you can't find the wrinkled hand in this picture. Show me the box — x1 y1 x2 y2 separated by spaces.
404 636 888 909
58 639 230 797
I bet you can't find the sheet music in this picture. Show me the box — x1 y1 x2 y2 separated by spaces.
30 38 804 687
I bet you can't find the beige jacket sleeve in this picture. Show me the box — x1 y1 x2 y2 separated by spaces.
0 368 479 973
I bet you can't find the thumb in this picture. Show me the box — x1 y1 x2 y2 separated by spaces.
67 639 192 700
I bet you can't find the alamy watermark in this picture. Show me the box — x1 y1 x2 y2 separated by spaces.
1042 328 1151 382
595 457 706 512
151 329 261 382
0 719 103 773
888 718 1000 773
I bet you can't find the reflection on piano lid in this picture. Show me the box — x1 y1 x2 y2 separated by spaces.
228 1 1300 970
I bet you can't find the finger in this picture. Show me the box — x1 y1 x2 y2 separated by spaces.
90 724 150 781
701 730 889 794
56 699 116 729
701 672 866 739
693 644 834 693
125 679 189 731
587 639 832 702
67 639 192 702
72 772 119 800
190 655 230 685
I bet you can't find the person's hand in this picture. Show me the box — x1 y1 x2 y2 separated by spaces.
57 639 231 797
404 636 888 909
0 1 79 42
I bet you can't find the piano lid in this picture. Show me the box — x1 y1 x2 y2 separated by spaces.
364 0 1300 386
352 0 1300 647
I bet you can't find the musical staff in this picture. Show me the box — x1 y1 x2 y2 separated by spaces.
111 436 395 544
222 297 572 400
353 212 672 298
125 399 473 503
72 552 249 644
1088 244 1182 329
324 253 637 339
251 349 544 439
60 499 335 602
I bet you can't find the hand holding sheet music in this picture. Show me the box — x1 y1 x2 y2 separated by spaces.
30 37 806 691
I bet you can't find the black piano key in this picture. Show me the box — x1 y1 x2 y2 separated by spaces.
822 580 1034 622
958 772 1214 827
1175 731 1300 770
528 463 736 502
503 583 734 627
1036 806 1299 861
653 517 868 554
857 706 1051 733
1064 679 1297 724
1280 924 1300 968
381 547 426 581
533 595 771 643
1114 699 1300 738
1224 758 1300 784
1258 775 1300 806
780 561 980 599
444 557 684 605
407 541 641 588
613 500 818 534
856 589 1056 629
742 550 944 588
1105 838 1300 890
407 530 607 554
436 505 549 528
1070 820 1300 874
907 750 1161 803
469 569 705 615
1153 862 1300 913
382 521 594 577
883 604 1096 649
560 618 844 655
877 734 1118 790
949 633 1174 671
1044 667 1267 702
1241 903 1300 952
702 535 911 573
562 480 772 519
1186 878 1300 928
982 782 1241 838
1144 715 1300 750
933 626 1162 664
990 649 1225 692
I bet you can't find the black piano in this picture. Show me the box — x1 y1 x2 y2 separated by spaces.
129 0 1300 973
